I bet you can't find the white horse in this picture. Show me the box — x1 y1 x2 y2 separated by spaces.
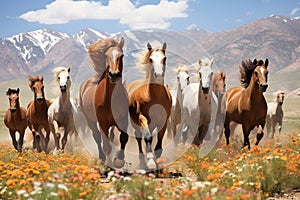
48 67 78 152
266 90 285 138
167 65 190 140
180 57 214 145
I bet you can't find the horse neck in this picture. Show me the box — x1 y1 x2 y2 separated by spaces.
175 84 183 103
246 74 264 102
11 102 22 117
147 75 165 98
59 89 71 105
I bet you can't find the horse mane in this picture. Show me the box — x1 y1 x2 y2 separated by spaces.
88 38 120 76
174 64 189 75
239 59 263 88
135 49 154 79
273 90 285 102
28 75 43 89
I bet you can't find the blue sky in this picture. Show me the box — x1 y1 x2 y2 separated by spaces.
0 0 299 38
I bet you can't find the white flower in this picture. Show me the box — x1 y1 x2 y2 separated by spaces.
58 184 68 191
17 190 27 196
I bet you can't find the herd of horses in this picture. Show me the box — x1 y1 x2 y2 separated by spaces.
3 37 285 170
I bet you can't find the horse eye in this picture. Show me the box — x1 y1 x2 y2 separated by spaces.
67 76 70 80
149 58 153 63
177 77 180 81
199 73 202 79
58 77 60 80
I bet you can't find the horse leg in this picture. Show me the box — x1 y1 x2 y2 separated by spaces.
101 125 112 166
144 128 156 170
278 120 282 135
271 121 276 139
154 123 167 159
18 130 25 152
88 120 105 162
44 126 51 153
52 121 61 151
9 130 18 151
255 125 264 146
114 129 128 168
266 116 271 138
61 128 68 152
242 125 251 149
224 118 230 145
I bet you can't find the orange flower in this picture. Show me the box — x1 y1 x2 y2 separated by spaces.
240 194 251 199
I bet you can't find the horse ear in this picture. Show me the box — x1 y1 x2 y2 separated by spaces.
118 37 124 48
6 88 11 96
210 58 215 66
147 43 152 51
253 59 257 66
40 76 44 83
161 42 167 51
17 88 20 94
265 59 269 67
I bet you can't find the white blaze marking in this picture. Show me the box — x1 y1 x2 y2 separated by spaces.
260 67 265 74
150 51 165 75
112 50 119 61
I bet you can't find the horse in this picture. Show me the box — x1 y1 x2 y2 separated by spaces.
180 57 214 146
48 67 77 152
79 37 129 169
167 65 190 140
126 42 172 170
4 88 28 152
27 75 52 152
206 71 226 142
221 58 269 149
266 90 285 138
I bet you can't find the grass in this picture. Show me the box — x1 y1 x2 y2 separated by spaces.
0 130 299 200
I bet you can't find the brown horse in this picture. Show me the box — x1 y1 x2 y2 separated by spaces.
79 37 129 168
4 88 28 152
207 71 226 141
27 75 52 152
126 42 172 170
222 58 269 149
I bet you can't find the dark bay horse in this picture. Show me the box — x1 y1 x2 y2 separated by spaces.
79 37 129 168
27 75 52 152
222 59 269 149
4 88 28 152
126 42 172 170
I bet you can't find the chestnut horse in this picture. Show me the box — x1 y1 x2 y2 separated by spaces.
222 59 269 149
27 75 52 152
79 37 129 168
4 88 28 152
126 42 172 170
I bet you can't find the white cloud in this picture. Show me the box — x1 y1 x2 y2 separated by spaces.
186 24 198 30
290 7 300 16
19 0 189 29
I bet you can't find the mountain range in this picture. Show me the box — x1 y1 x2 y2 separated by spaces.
0 15 299 91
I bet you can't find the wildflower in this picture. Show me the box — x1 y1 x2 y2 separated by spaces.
58 183 68 191
17 190 27 196
240 194 251 199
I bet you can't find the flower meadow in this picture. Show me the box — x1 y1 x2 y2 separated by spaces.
0 130 299 200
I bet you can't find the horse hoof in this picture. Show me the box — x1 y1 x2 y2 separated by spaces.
147 158 157 170
114 158 125 168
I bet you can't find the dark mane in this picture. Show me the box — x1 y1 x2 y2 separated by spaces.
28 75 43 89
239 59 263 88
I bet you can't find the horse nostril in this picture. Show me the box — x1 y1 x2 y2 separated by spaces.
108 71 113 78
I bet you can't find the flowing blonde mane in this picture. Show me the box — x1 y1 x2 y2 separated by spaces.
135 49 155 79
174 64 189 75
88 38 120 75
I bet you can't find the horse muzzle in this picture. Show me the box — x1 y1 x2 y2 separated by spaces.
60 85 67 92
202 87 210 94
154 73 164 83
10 108 17 113
108 71 121 82
36 96 44 104
259 84 268 92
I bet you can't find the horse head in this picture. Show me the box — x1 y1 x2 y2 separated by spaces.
276 90 285 105
253 58 269 92
147 42 167 83
175 65 190 92
55 67 71 92
29 75 45 104
106 37 124 83
213 71 226 96
6 88 20 112
198 57 214 94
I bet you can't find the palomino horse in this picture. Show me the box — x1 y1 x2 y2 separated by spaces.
48 67 77 152
222 59 269 149
206 71 226 141
126 42 172 170
167 65 190 140
4 88 28 152
181 57 214 145
27 75 52 152
266 90 285 138
79 37 129 168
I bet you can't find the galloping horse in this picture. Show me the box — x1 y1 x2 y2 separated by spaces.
27 75 52 152
181 57 214 145
207 71 226 141
4 88 28 152
48 67 77 152
266 90 285 138
126 42 172 170
222 59 269 149
167 65 190 140
79 37 129 168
